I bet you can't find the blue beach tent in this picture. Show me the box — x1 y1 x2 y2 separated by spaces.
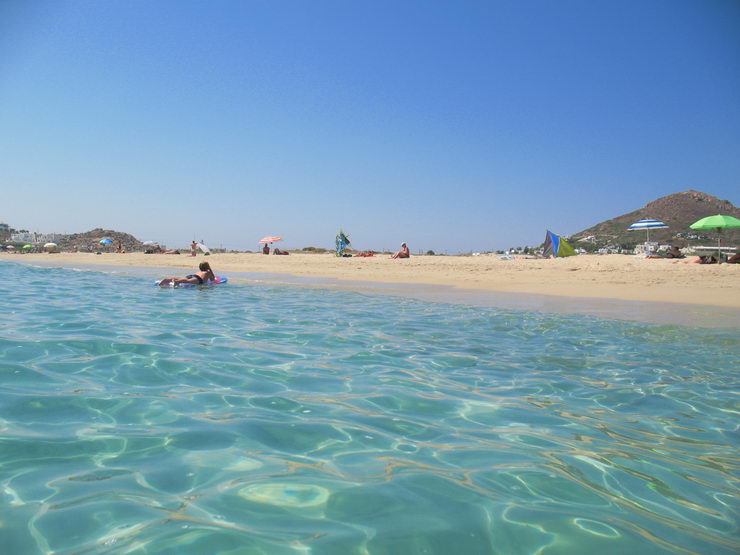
542 230 576 258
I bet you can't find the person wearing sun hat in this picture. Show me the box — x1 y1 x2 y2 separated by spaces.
391 242 410 259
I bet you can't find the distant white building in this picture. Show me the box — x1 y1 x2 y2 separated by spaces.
10 232 36 243
634 242 658 255
10 231 60 244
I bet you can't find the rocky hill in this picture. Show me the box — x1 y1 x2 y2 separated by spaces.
571 190 740 247
56 228 146 252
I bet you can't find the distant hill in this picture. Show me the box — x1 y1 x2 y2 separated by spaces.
571 190 740 248
56 228 146 252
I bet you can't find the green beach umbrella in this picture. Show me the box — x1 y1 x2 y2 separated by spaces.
22 244 33 249
689 214 740 263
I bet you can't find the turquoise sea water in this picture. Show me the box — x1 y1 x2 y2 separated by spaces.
1 262 738 554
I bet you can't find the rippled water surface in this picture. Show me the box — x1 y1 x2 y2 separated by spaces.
1 262 738 554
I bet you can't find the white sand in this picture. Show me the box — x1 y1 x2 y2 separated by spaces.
11 252 740 308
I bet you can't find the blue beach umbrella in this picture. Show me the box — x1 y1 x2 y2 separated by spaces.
627 219 668 243
99 238 113 244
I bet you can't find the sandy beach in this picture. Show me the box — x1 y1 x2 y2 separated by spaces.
9 251 740 309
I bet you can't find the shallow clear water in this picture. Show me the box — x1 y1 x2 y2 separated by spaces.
1 261 738 554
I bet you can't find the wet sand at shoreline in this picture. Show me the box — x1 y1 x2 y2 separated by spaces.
9 251 740 309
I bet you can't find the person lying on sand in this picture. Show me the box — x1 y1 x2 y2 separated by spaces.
679 255 717 264
727 253 740 264
158 261 215 286
273 248 289 255
648 246 684 259
146 246 180 254
391 242 410 259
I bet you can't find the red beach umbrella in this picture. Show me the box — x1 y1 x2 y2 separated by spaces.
259 236 283 243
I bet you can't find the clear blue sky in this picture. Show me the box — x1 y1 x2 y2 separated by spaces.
1 0 738 252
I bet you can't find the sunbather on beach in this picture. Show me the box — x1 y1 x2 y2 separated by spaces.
273 248 289 255
262 244 270 255
158 261 215 287
648 246 684 259
665 246 684 258
727 253 740 264
391 242 410 259
680 255 717 264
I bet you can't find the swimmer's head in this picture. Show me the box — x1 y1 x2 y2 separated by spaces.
199 262 211 271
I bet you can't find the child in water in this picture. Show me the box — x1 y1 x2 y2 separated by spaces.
158 261 215 287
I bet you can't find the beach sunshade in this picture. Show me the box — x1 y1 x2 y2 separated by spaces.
196 242 211 255
627 219 668 243
259 236 283 243
690 214 740 263
143 240 159 246
23 244 33 249
336 229 351 256
100 238 113 244
542 230 576 258
44 242 57 249
6 245 14 249
689 214 740 230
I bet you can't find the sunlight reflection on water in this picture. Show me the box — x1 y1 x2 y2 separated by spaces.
0 262 738 554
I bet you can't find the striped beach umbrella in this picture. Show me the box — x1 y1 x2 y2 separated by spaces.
627 219 668 242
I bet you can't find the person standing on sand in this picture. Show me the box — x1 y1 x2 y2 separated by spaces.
158 261 215 287
191 241 197 256
391 242 410 259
